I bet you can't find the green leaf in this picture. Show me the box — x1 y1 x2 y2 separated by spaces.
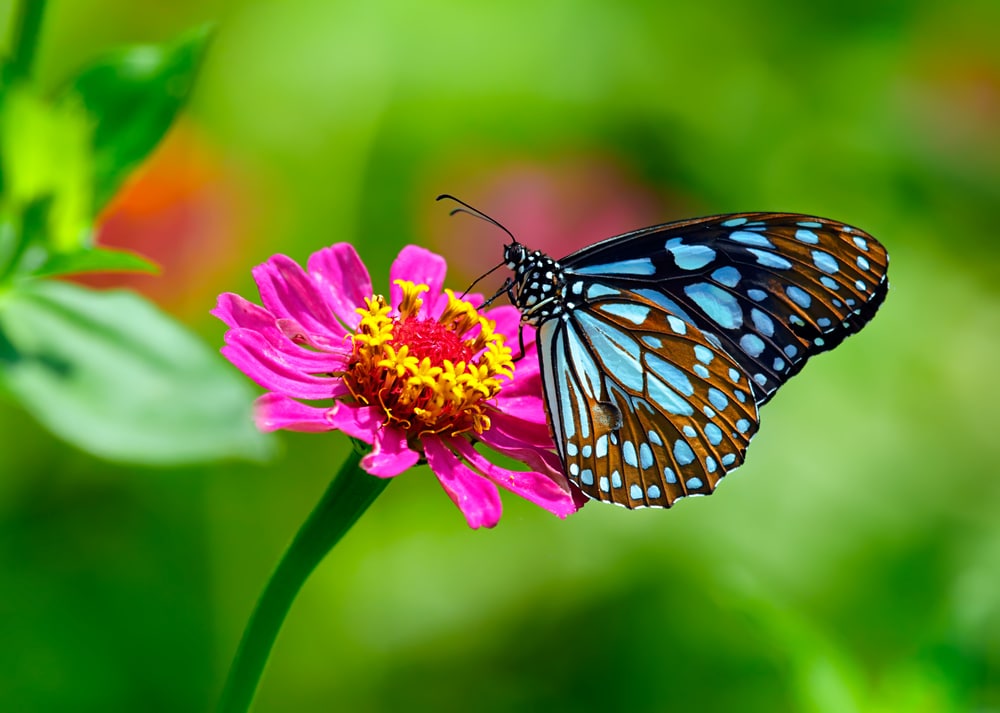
27 247 158 279
69 26 213 212
0 84 94 254
0 280 273 465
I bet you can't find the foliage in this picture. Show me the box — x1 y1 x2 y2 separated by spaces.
0 10 270 464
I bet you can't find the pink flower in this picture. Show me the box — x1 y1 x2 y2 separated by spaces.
213 243 585 528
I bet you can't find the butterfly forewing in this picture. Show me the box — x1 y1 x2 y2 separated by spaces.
561 213 889 405
537 286 759 507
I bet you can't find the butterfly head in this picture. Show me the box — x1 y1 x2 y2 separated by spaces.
503 241 527 270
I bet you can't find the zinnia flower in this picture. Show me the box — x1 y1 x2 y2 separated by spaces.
213 243 585 528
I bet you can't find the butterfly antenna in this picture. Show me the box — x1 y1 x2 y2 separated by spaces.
436 194 519 245
460 261 507 300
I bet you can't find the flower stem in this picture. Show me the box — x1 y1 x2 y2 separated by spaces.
8 0 47 80
216 450 389 713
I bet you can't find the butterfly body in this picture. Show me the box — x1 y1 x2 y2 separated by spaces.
502 212 889 509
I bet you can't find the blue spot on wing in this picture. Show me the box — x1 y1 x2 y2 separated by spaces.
750 308 775 337
795 229 820 244
574 258 656 276
786 285 812 308
811 250 839 274
623 441 638 467
694 345 714 364
707 387 729 410
739 333 765 357
585 283 619 300
639 443 654 469
666 238 717 270
674 440 695 465
646 374 695 417
711 266 741 286
729 231 774 248
747 249 793 270
683 282 743 329
644 353 694 396
599 302 650 325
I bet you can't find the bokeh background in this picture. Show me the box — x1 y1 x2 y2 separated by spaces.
2 0 999 711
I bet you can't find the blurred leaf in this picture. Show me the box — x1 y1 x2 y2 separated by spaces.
27 247 158 279
0 280 272 465
68 26 213 211
0 84 93 254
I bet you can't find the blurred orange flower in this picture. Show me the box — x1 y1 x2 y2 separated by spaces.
78 120 254 319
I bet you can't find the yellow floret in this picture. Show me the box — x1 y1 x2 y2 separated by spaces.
344 282 516 439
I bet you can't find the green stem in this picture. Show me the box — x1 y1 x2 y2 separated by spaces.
216 450 390 713
8 0 47 80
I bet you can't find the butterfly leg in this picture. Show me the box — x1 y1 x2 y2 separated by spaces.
514 324 527 362
478 278 514 311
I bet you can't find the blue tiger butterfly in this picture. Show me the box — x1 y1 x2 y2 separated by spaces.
439 196 890 509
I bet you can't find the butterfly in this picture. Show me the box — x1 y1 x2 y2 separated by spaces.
439 197 890 509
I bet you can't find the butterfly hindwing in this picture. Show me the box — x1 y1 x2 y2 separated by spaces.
561 213 890 405
536 285 759 507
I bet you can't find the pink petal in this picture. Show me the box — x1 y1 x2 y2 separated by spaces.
254 396 385 442
490 370 552 431
479 426 561 478
255 393 337 432
307 244 372 330
221 333 349 400
389 246 448 318
253 255 348 340
424 436 502 529
450 438 579 519
497 360 543 399
361 426 420 477
273 318 349 352
227 328 348 374
491 391 550 426
261 398 382 442
485 305 526 342
325 403 383 442
486 411 554 450
213 293 274 331
212 293 293 349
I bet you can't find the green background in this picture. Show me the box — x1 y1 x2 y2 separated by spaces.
2 0 998 710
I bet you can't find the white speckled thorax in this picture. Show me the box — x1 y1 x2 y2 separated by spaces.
504 243 570 325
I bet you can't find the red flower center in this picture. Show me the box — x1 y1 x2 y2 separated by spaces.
390 317 474 366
